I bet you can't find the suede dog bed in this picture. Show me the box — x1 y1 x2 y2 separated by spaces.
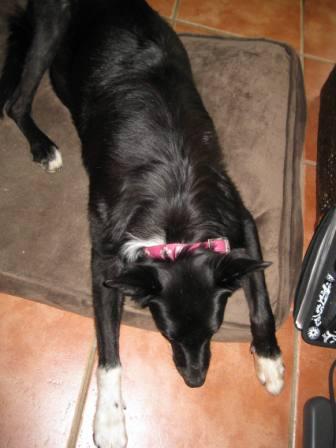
0 25 306 341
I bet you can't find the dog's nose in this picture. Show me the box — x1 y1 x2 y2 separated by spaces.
184 375 206 388
183 369 206 388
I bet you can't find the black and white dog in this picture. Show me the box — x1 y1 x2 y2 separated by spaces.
0 1 284 446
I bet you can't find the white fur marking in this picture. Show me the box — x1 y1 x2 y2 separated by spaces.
94 366 127 448
47 148 63 172
121 234 165 262
254 354 285 395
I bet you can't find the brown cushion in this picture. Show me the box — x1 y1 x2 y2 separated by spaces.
0 31 306 341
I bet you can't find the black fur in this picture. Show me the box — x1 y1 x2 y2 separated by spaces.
0 0 281 393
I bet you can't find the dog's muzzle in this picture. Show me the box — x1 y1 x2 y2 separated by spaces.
172 340 211 388
178 366 208 388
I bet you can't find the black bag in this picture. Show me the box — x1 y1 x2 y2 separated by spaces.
295 65 336 348
294 207 336 347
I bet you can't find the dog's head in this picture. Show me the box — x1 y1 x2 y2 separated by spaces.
106 249 269 387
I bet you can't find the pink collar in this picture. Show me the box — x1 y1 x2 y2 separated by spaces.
143 238 230 261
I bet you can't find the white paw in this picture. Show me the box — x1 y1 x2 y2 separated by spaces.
253 354 285 395
94 366 128 448
94 406 127 448
46 148 63 173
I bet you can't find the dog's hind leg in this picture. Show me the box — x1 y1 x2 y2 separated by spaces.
91 250 128 448
0 0 70 172
0 8 32 120
241 211 285 395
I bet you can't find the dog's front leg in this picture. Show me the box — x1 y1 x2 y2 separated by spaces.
92 252 127 448
242 212 285 395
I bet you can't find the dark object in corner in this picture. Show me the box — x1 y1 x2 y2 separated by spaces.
294 207 336 348
294 65 336 347
303 360 336 448
298 57 336 448
317 65 336 217
304 397 333 448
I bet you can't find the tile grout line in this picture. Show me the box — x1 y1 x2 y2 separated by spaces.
304 53 336 65
171 0 180 26
288 4 304 447
67 336 97 448
288 328 301 448
175 18 244 37
304 159 316 167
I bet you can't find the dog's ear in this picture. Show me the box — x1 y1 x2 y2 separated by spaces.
213 249 271 292
104 265 161 306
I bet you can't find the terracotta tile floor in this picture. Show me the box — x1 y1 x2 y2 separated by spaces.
1 0 336 447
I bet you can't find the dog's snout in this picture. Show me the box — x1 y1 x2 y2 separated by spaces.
184 369 206 388
174 360 208 388
175 359 209 387
172 339 211 388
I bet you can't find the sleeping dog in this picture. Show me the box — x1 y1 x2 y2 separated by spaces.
0 0 284 446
